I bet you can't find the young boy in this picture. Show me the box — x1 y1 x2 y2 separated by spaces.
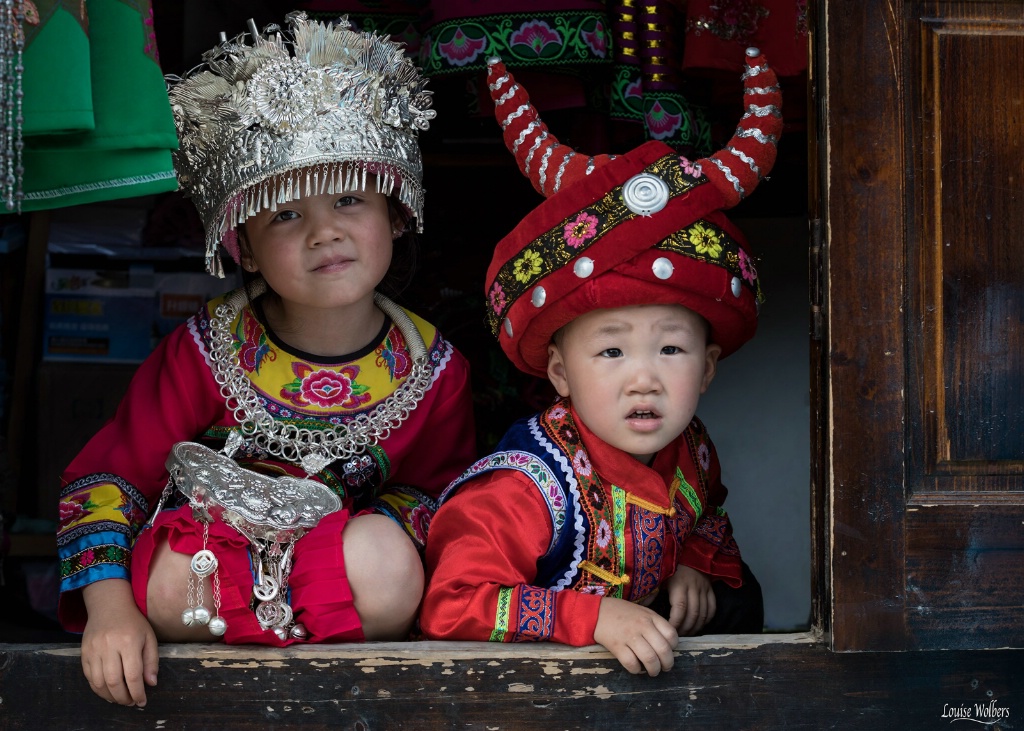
420 49 782 676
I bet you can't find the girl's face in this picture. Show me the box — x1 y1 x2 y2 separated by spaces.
546 304 721 464
240 182 399 313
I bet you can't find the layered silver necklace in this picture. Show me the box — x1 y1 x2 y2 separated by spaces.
168 278 433 640
208 277 434 475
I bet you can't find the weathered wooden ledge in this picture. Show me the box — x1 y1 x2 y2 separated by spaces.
0 633 1020 730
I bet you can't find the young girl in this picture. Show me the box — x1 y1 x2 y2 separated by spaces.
56 13 476 708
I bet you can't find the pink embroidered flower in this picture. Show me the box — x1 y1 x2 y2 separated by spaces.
509 20 562 58
301 369 354 407
698 442 711 472
59 500 88 524
595 519 612 549
80 549 95 566
572 450 592 478
547 404 567 421
438 27 487 67
739 248 757 283
580 585 607 596
563 211 599 249
410 504 432 544
624 78 643 100
679 156 703 178
489 282 507 314
645 100 683 141
581 20 608 58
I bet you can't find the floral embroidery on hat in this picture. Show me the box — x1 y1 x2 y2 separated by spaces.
687 222 724 258
513 248 544 283
564 211 599 248
679 156 703 178
489 282 507 314
739 248 758 283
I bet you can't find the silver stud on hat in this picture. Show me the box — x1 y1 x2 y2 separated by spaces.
574 257 595 278
622 173 670 216
652 257 674 280
531 286 547 307
503 317 514 337
731 276 743 298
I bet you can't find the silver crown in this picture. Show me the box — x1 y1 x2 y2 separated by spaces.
168 12 435 276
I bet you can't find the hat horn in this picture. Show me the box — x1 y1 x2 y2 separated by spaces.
697 47 783 208
487 57 614 197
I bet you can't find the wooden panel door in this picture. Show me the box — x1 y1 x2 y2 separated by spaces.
823 0 1024 651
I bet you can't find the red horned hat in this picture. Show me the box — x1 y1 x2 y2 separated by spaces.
484 49 783 378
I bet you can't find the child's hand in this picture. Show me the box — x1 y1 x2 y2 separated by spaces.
81 579 159 707
667 564 716 636
593 597 679 676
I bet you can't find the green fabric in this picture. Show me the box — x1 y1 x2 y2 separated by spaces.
8 0 178 212
21 5 95 135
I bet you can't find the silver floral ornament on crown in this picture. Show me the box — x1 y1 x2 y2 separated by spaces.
249 58 329 133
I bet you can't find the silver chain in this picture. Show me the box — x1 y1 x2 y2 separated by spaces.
207 278 433 472
1 1 25 211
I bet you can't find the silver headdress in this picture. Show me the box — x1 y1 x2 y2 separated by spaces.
168 11 436 276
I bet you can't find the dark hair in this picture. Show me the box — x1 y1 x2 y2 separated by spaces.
235 193 419 302
378 197 418 301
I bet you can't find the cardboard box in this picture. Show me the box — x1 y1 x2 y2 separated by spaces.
42 267 233 362
43 268 155 363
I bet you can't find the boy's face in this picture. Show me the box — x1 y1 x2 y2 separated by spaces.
546 304 721 464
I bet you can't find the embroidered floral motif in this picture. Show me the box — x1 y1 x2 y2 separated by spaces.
282 363 370 409
488 154 704 336
422 11 610 74
654 218 761 303
572 449 592 478
512 248 544 283
595 519 612 548
679 156 703 178
488 282 507 315
564 211 599 249
581 19 608 57
645 100 684 141
697 441 712 472
687 222 724 258
739 248 757 283
540 403 622 598
509 19 562 59
235 308 276 374
436 26 487 67
59 495 93 524
375 327 412 381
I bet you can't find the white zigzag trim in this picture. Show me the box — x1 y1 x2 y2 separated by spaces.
530 416 586 591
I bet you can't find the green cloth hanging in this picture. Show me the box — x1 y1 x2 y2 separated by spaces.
5 0 178 212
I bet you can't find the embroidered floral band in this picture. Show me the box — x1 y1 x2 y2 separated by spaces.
486 153 760 337
653 223 763 304
420 11 611 74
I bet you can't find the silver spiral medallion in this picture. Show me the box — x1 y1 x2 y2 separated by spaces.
622 173 670 216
